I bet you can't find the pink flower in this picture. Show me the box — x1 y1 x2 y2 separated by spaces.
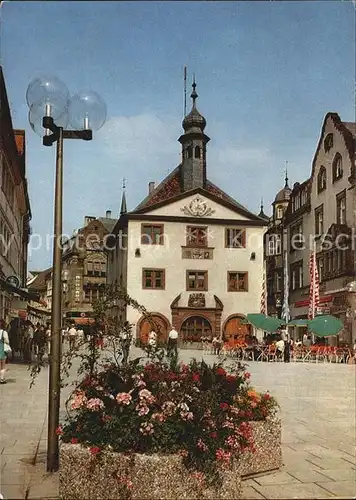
140 422 154 435
89 446 101 456
216 367 227 377
225 435 240 450
192 373 200 382
180 411 194 421
216 448 232 463
179 449 189 458
209 431 217 439
117 474 133 489
162 401 176 416
220 402 229 411
244 371 251 379
264 392 271 400
136 404 150 416
139 389 155 404
70 391 87 410
116 392 132 405
151 413 166 423
132 373 146 388
71 437 79 444
55 426 63 436
86 398 104 411
197 439 208 452
191 471 206 485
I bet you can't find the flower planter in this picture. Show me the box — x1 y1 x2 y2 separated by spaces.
237 415 282 477
59 445 242 499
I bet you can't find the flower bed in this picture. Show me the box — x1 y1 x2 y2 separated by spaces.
59 359 280 498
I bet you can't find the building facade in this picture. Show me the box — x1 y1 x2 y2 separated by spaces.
107 83 267 343
0 66 33 322
266 112 355 344
62 212 117 328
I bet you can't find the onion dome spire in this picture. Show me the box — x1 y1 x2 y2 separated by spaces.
182 76 206 133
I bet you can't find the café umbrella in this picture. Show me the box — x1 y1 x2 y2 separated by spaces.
245 313 285 333
307 315 343 337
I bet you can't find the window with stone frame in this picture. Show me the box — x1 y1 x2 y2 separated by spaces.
314 205 324 236
324 133 333 153
336 191 346 225
332 153 343 182
317 166 327 193
186 226 208 247
225 228 246 248
290 261 303 290
142 269 165 289
266 234 281 256
141 224 164 245
186 270 208 291
227 271 248 292
1 157 14 205
290 220 304 251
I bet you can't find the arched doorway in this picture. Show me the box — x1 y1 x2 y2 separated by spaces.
137 313 169 344
223 315 251 344
180 316 212 342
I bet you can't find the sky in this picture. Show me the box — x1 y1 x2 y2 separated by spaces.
0 1 354 270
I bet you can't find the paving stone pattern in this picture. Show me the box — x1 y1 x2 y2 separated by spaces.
0 348 355 499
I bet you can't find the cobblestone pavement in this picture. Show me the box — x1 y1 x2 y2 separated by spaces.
0 348 355 499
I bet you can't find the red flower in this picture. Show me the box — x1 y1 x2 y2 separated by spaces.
210 431 217 439
244 372 251 379
55 426 63 435
167 372 178 381
263 392 271 400
220 402 229 410
71 437 79 444
226 374 236 383
102 415 112 423
144 364 155 371
89 446 101 456
216 367 227 377
192 373 200 382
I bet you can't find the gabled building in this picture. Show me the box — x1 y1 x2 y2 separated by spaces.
61 211 117 327
107 82 267 343
282 112 355 344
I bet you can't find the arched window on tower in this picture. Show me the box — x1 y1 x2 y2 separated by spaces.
187 146 193 158
194 146 201 158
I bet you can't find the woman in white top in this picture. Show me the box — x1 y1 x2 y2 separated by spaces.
0 319 10 384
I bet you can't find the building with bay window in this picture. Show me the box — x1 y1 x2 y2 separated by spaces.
107 82 267 343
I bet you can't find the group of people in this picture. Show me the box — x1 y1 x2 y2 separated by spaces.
147 325 179 357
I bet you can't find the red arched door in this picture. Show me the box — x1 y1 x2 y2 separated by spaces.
223 316 250 344
180 316 212 343
138 314 169 344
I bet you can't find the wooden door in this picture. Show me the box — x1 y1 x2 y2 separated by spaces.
224 316 250 344
139 315 168 344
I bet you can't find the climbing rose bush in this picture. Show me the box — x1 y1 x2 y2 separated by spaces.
60 359 277 483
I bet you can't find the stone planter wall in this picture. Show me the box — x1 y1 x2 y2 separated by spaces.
59 447 242 500
59 417 281 499
237 415 282 477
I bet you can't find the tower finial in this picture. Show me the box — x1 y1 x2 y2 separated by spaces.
284 161 289 188
191 75 198 105
120 178 127 216
260 197 264 211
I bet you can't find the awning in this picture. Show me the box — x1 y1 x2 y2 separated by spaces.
0 277 41 302
70 317 95 326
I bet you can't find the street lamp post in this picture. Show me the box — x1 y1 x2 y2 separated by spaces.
26 76 106 472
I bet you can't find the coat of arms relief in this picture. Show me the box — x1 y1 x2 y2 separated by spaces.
180 195 215 217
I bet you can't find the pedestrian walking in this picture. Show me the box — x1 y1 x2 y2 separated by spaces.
0 319 11 384
167 326 178 358
36 325 47 362
68 324 77 350
45 322 51 356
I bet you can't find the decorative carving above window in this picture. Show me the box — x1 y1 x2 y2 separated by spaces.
181 195 215 217
182 247 213 259
188 293 206 308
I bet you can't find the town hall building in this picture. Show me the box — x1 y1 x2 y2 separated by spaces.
107 82 267 343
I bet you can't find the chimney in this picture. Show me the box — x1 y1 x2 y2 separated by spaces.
84 216 96 226
106 210 112 219
149 182 155 194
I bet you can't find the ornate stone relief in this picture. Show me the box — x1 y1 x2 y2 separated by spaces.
188 293 206 308
180 195 215 217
